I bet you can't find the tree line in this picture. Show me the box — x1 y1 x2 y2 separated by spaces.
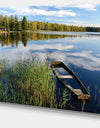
0 32 78 47
0 15 100 32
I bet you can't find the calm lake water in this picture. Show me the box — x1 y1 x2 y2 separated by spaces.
1 31 100 113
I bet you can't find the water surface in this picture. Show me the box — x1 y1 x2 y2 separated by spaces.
0 31 100 113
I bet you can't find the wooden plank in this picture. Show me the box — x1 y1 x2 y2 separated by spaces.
66 85 83 96
59 61 89 94
51 61 62 68
58 75 73 79
78 94 91 100
66 85 91 101
58 79 91 101
73 89 83 96
66 84 74 91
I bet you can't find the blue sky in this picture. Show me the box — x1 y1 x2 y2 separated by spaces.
0 3 100 27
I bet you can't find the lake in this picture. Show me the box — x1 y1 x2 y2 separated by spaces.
0 31 100 113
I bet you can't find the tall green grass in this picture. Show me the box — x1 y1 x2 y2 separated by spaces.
0 57 56 107
0 57 71 109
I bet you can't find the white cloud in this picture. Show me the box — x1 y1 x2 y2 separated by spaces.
63 22 100 27
67 20 82 24
71 4 97 11
0 9 8 13
0 0 99 13
46 18 52 21
64 19 88 25
83 24 100 27
0 0 100 8
0 9 12 15
9 7 76 17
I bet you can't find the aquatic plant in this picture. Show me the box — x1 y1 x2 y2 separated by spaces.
0 57 57 107
81 101 85 112
0 56 73 109
60 89 71 108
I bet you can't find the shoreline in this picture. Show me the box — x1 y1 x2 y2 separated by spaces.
0 30 100 34
0 30 89 33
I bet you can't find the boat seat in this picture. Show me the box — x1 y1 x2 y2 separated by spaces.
58 75 73 79
73 89 83 95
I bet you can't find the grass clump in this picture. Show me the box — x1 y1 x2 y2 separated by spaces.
0 57 57 107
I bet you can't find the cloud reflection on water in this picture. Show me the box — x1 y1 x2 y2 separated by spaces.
0 33 100 71
50 51 100 71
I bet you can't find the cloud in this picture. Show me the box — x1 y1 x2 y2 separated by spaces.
9 7 76 17
0 6 76 17
46 18 52 21
62 19 100 27
64 19 88 25
0 9 8 13
0 0 99 12
0 9 12 15
67 20 83 24
0 0 100 8
71 4 97 11
63 22 100 27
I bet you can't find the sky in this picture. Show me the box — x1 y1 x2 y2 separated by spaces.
0 0 100 27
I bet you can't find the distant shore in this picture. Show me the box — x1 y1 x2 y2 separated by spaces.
0 30 99 34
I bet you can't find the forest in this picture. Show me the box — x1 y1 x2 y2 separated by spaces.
0 15 100 32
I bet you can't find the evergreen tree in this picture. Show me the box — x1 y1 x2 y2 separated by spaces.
21 16 28 30
0 15 4 27
5 15 10 31
10 15 15 31
15 15 19 30
18 21 22 31
34 21 38 31
1 14 100 32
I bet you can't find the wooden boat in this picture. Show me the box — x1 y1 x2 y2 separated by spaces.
51 61 91 103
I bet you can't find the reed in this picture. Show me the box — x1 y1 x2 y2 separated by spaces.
0 57 58 107
0 56 73 109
